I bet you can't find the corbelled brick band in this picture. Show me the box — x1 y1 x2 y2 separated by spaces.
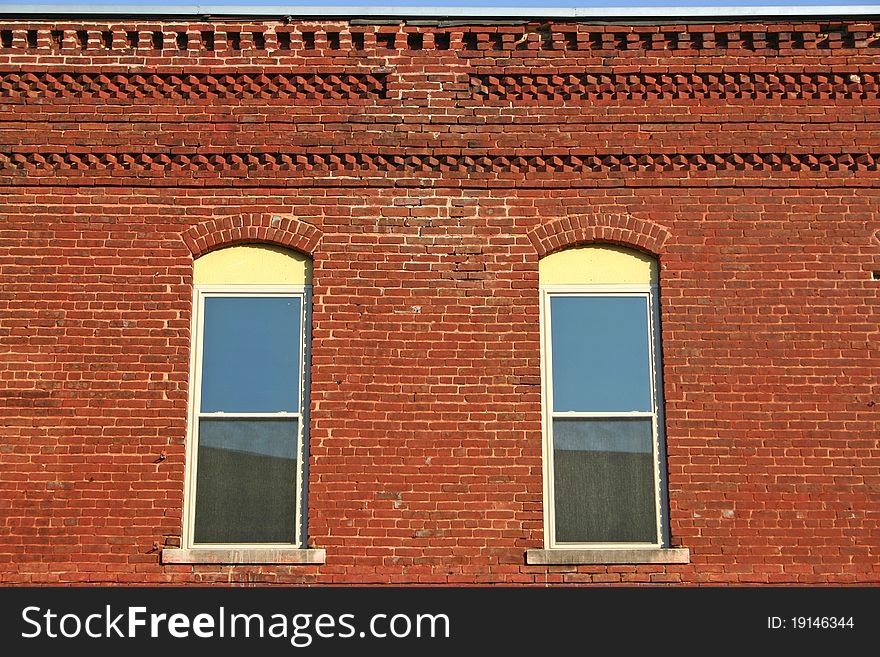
470 71 880 102
3 152 879 182
0 71 389 102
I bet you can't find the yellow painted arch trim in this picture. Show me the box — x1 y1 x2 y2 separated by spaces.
539 244 657 285
193 244 312 285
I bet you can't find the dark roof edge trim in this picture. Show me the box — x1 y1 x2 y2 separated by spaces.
1 5 880 21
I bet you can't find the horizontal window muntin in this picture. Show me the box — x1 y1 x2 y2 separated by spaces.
184 285 310 550
541 284 666 549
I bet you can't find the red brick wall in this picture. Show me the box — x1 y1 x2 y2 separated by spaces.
1 19 878 585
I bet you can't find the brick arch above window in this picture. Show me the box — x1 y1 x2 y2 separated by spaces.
181 214 323 259
528 213 671 258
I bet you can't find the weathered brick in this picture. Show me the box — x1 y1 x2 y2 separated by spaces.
0 17 878 586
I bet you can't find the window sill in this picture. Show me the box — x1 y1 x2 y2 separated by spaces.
525 547 690 565
161 548 326 565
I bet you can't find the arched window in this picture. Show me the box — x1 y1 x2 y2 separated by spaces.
538 245 672 551
178 244 316 557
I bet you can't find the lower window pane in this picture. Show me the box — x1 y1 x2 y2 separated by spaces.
194 418 298 544
553 418 657 543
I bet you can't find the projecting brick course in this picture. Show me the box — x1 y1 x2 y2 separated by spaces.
0 18 878 585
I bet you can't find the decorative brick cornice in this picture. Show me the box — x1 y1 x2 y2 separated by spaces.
0 71 388 102
528 213 671 257
0 21 878 56
3 151 879 180
5 69 876 104
182 214 323 258
470 71 880 102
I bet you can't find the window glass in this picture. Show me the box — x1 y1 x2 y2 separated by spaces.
194 418 299 544
200 296 302 413
550 296 652 413
552 418 656 543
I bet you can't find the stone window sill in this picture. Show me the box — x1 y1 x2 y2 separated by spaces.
525 547 690 565
161 548 326 565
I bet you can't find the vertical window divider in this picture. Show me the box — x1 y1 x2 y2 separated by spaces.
182 284 205 550
295 285 312 548
650 283 671 548
539 286 555 549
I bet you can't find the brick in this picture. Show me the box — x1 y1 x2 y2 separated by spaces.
0 16 878 587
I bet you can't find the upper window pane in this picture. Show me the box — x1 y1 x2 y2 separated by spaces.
550 296 652 412
200 296 302 413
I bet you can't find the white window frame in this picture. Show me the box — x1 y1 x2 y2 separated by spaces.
539 283 667 550
182 283 311 550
